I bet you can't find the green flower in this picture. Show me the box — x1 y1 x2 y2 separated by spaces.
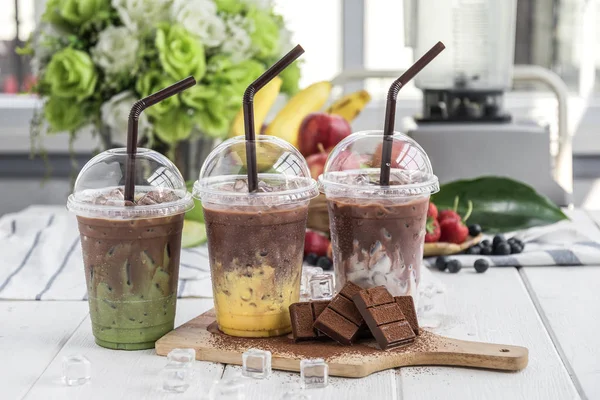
206 55 264 89
135 71 181 117
44 97 85 132
155 24 206 80
181 84 238 137
60 0 111 26
154 108 193 144
41 0 65 26
214 0 245 14
279 60 301 95
247 8 280 59
44 48 97 101
42 0 111 27
181 56 264 137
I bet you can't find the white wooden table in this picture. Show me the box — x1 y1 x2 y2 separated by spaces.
2 209 599 400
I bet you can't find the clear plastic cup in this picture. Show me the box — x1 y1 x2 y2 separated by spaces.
193 136 318 337
67 148 193 350
319 130 439 299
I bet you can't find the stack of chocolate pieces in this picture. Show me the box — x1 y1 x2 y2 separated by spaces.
289 282 420 350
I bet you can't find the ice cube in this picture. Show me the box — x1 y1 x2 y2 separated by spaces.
352 173 369 186
372 272 387 286
242 348 272 379
281 391 312 399
300 359 328 389
300 266 323 297
309 274 334 300
167 348 196 366
369 252 391 275
161 363 192 393
209 376 246 399
108 187 124 198
233 179 248 192
257 181 274 193
62 355 91 386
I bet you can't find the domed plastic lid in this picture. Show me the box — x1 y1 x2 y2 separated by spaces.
67 148 193 218
193 136 319 206
319 130 439 198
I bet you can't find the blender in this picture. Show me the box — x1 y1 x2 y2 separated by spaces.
403 0 571 206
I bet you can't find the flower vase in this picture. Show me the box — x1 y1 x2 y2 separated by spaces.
172 134 220 181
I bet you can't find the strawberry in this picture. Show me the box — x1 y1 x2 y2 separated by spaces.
438 195 461 223
439 219 469 244
424 218 441 243
304 230 330 256
439 199 474 244
438 209 460 223
427 202 438 220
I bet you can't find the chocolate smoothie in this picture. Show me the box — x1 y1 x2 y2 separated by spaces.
203 200 307 337
328 195 429 296
76 189 185 350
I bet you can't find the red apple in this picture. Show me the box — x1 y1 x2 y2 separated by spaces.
306 151 328 180
304 230 330 256
298 112 351 157
372 142 408 169
327 149 361 172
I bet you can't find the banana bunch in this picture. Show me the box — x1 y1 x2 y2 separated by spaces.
228 80 371 149
229 77 282 138
264 81 332 148
326 90 371 122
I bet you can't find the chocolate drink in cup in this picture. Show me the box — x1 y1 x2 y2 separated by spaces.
320 131 439 299
67 148 193 350
194 136 318 337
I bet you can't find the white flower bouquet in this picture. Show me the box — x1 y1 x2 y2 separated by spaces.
21 0 300 150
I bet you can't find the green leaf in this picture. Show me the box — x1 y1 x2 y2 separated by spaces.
431 176 568 233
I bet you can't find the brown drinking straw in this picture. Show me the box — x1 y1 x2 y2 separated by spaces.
243 44 305 192
379 41 445 185
124 76 197 202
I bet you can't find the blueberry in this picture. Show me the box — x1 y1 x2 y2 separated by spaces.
481 239 491 247
514 239 525 248
468 224 482 236
492 234 506 248
465 246 481 255
493 242 511 255
507 237 516 244
435 256 448 271
480 246 493 255
474 259 490 273
446 259 462 273
316 256 333 270
509 242 523 254
304 253 319 265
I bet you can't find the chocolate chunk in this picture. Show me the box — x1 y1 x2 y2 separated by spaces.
394 296 419 335
353 286 416 350
313 282 365 345
289 301 330 342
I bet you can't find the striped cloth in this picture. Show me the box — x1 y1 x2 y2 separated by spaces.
0 206 212 300
424 219 600 268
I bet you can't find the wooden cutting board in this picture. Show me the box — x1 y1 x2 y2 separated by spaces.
423 234 483 257
155 310 528 378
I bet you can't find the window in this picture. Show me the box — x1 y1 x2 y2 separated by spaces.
0 0 36 94
273 0 342 88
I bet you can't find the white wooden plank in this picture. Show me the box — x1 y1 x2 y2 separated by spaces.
1 301 88 400
221 365 399 400
523 266 600 400
24 298 223 400
398 268 580 400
